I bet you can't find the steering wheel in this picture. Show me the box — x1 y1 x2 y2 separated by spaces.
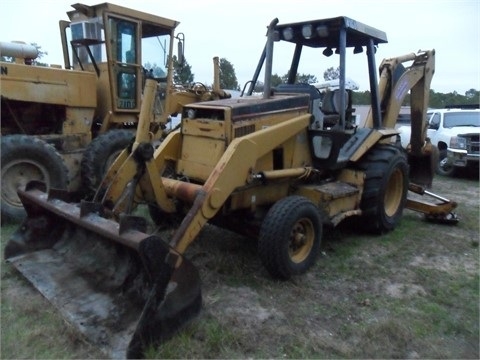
190 82 208 95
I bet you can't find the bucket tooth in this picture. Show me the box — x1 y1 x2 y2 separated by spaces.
119 214 148 234
80 200 105 217
25 179 47 192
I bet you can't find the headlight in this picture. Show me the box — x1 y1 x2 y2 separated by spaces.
302 24 313 39
282 27 294 41
316 25 328 37
187 108 196 119
450 136 467 149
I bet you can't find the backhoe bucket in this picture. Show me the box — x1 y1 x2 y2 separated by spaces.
4 182 202 359
407 146 438 188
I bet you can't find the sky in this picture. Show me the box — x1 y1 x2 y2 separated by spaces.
1 0 479 94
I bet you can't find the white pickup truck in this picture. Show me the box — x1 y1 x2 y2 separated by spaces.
398 106 480 176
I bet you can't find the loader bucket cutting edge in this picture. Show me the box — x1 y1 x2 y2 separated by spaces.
4 185 202 359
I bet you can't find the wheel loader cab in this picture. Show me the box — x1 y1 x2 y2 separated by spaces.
59 2 180 132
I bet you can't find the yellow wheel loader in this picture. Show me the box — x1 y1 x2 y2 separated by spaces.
1 2 229 223
4 16 458 358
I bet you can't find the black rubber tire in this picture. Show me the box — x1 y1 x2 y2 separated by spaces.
258 196 322 280
81 129 134 197
356 144 409 234
436 149 456 177
1 135 69 224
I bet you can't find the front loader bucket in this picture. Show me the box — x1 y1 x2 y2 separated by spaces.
4 182 202 359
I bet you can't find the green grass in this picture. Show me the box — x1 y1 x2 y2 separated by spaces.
1 173 478 359
1 224 103 359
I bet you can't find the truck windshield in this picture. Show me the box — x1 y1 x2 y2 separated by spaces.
444 112 480 128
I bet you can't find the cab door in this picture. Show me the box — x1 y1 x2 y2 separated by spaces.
106 15 142 112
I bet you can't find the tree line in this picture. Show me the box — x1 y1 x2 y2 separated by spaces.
352 89 479 108
3 47 477 108
175 59 478 108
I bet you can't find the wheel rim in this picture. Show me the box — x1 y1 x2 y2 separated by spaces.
288 218 315 263
1 159 49 207
384 167 404 217
438 157 454 174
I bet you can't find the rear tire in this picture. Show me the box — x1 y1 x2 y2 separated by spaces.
81 129 134 197
356 144 409 233
258 196 322 280
1 135 69 224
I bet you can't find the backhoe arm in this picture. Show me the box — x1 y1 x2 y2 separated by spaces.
365 50 435 146
379 50 435 155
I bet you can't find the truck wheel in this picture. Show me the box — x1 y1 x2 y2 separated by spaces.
258 196 322 280
436 150 456 176
357 144 409 233
1 135 69 224
81 129 134 197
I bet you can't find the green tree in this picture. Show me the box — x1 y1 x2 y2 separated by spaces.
143 62 166 78
219 58 239 90
271 74 283 87
253 80 264 93
352 89 479 107
281 72 317 84
172 55 194 84
465 88 479 102
351 90 371 105
30 43 48 66
297 73 318 84
323 66 340 80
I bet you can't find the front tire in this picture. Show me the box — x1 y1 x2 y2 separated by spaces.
356 144 409 233
436 149 456 177
258 196 322 280
1 135 69 223
81 129 134 197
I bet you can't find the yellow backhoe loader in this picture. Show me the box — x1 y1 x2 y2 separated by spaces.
1 2 229 223
4 16 458 358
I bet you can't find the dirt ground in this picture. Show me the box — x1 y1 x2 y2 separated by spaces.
1 170 479 359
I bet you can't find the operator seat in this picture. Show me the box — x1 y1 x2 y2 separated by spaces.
321 89 349 127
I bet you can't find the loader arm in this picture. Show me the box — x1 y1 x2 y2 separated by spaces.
169 113 312 253
94 79 177 214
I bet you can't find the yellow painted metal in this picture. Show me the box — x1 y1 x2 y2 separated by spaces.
177 136 227 181
261 167 311 180
97 80 176 215
289 217 315 263
171 113 312 253
67 2 179 30
1 62 97 107
384 167 405 217
363 51 435 152
293 168 364 226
